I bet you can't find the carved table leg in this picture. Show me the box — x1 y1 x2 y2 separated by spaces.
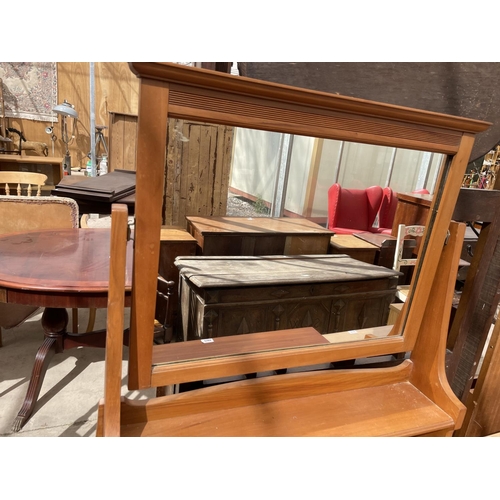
12 308 68 432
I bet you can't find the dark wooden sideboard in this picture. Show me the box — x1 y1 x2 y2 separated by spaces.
175 255 400 341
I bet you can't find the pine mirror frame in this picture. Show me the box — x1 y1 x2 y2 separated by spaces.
127 62 490 391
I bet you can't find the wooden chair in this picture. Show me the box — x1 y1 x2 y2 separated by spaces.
0 195 94 346
92 62 489 437
392 223 426 301
0 171 47 197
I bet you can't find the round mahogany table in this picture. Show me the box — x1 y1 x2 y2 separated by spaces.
0 228 133 431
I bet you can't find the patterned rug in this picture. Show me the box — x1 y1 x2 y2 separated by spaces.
0 62 57 122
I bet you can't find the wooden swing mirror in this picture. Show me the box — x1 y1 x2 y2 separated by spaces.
100 63 490 437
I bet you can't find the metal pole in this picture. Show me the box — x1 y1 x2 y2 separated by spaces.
416 152 434 191
385 148 397 186
271 133 293 217
334 141 345 184
90 62 96 177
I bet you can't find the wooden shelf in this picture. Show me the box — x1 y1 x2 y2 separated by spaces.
0 155 63 194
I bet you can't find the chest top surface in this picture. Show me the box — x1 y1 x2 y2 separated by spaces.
175 254 400 288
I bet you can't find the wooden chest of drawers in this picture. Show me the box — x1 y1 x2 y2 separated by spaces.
175 255 400 341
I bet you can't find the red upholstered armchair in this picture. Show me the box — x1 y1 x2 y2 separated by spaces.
374 186 398 235
327 183 384 234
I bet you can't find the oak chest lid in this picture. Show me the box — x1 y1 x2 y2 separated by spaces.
175 254 400 288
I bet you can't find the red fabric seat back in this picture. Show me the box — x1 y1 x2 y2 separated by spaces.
377 186 398 233
327 183 383 233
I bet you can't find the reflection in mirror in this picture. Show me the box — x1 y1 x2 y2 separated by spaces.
163 118 447 346
228 125 444 223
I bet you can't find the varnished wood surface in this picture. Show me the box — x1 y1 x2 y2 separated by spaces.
330 234 379 250
328 234 379 264
391 193 432 237
130 63 489 151
103 204 129 437
187 216 333 256
187 216 333 235
160 226 197 241
53 175 136 215
150 328 402 388
354 231 397 247
100 363 454 437
97 219 464 437
152 327 329 365
0 228 132 307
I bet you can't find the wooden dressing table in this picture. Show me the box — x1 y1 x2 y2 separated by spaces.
96 62 490 437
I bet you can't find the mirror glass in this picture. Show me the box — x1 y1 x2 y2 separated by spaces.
163 118 448 347
227 126 442 221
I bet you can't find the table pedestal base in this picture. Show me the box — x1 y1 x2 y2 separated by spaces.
13 308 67 432
12 307 119 432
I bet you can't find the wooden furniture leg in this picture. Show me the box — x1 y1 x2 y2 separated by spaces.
12 305 122 431
12 307 68 432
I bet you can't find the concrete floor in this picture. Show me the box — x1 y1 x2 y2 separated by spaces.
0 307 154 437
2 306 500 438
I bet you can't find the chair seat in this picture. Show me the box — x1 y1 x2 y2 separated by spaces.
99 361 455 437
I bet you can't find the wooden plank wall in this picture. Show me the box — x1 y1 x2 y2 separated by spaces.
4 62 139 169
164 119 234 227
4 64 234 224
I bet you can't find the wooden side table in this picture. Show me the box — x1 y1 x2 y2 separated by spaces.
328 234 379 264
